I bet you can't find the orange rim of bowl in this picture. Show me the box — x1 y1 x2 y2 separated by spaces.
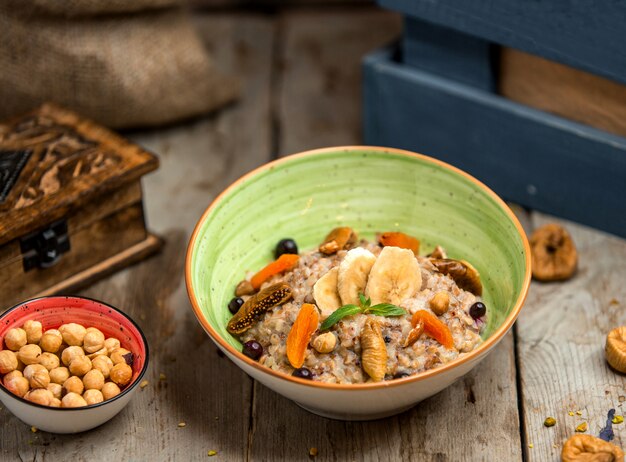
185 146 532 390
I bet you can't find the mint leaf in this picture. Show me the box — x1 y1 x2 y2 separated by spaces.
358 293 370 308
320 305 362 330
366 303 406 317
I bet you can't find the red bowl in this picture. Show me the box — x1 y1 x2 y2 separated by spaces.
0 296 148 419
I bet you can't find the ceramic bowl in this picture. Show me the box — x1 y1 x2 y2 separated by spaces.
0 296 148 433
186 146 531 420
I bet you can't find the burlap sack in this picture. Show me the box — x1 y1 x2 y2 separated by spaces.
0 7 239 129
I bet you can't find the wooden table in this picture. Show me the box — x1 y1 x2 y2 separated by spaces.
1 8 625 461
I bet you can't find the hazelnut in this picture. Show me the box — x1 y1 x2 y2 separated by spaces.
110 363 132 387
87 347 108 360
59 323 87 346
23 320 43 344
39 329 63 353
38 352 60 371
63 376 84 395
0 350 18 374
49 398 61 408
69 356 92 376
4 376 29 397
15 359 25 372
83 327 105 354
429 292 450 316
101 382 121 400
17 344 41 365
62 392 87 408
82 369 105 390
91 355 114 379
23 364 50 389
83 389 104 405
110 348 133 366
4 370 23 381
49 366 70 385
47 382 62 400
312 332 337 354
25 388 53 406
4 328 27 351
61 346 85 366
104 338 121 354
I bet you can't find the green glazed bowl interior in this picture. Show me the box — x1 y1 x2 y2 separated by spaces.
188 147 529 351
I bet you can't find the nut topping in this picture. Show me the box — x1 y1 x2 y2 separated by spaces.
360 318 387 382
319 227 357 255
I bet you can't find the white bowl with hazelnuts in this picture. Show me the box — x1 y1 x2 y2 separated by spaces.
0 296 148 433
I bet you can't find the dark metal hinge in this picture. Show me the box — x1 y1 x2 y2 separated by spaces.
20 219 71 271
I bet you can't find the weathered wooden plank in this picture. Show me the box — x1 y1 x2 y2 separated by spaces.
0 13 275 461
517 212 626 460
403 17 495 91
276 8 401 155
499 48 626 139
249 332 521 461
379 0 626 86
363 47 626 240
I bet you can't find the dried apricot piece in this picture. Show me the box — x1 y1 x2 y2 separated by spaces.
250 254 299 289
286 304 319 369
530 223 577 281
561 434 624 462
377 232 420 255
411 310 454 349
319 227 357 255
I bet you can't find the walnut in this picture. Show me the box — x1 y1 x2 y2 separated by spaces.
530 223 577 281
429 259 482 296
605 326 626 373
360 317 387 382
561 434 624 461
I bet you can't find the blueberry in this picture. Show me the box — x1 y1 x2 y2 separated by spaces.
228 297 244 314
384 335 391 343
292 367 313 380
469 302 487 320
393 371 410 379
275 238 298 258
242 341 263 360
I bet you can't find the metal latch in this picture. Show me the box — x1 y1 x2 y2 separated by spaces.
20 219 71 271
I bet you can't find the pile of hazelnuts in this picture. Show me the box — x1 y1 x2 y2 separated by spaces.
0 320 134 408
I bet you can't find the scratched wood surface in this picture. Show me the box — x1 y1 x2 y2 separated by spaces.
516 213 626 461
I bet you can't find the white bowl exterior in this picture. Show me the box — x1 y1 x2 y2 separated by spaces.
219 336 495 420
0 387 137 433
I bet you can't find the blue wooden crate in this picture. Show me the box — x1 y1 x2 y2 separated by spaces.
381 0 626 85
363 47 626 239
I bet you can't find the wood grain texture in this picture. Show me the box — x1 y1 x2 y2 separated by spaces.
499 48 626 138
276 8 401 155
363 47 626 240
249 332 521 461
517 212 626 460
379 0 626 86
0 13 274 461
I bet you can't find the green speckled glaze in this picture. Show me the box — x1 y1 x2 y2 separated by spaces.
188 148 528 350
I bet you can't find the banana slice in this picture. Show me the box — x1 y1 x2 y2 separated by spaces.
337 248 377 305
365 246 421 305
313 267 342 320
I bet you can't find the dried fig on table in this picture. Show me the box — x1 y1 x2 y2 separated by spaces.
605 326 626 373
561 434 624 462
319 227 357 255
530 223 577 281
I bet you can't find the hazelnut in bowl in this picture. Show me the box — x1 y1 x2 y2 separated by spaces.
0 296 148 433
186 146 531 420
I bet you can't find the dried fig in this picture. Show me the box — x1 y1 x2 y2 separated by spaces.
530 223 577 281
319 227 357 255
430 259 482 296
227 283 293 334
605 326 626 373
561 434 624 462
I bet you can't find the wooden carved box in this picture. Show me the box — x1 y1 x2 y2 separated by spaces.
0 104 162 311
